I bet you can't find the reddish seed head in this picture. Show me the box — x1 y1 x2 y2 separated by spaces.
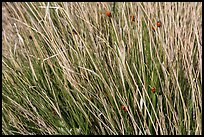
130 15 135 22
151 87 156 93
106 11 111 17
157 21 161 27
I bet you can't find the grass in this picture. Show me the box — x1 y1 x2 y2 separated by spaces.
2 2 202 135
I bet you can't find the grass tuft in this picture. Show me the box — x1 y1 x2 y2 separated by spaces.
2 2 202 135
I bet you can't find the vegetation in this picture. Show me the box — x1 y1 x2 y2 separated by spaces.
2 2 202 135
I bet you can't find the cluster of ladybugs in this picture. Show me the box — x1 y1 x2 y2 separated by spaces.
105 11 161 31
130 15 162 31
104 11 159 112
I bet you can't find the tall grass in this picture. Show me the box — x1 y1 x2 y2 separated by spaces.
2 2 202 135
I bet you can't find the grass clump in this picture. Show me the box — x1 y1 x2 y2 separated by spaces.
2 2 202 135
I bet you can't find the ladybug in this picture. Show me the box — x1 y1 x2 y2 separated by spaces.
106 11 111 17
151 87 156 93
130 15 135 22
157 21 161 27
122 105 128 112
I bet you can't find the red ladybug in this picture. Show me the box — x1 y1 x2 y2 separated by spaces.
151 87 156 93
157 21 161 27
122 105 128 112
130 15 135 22
106 11 111 17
